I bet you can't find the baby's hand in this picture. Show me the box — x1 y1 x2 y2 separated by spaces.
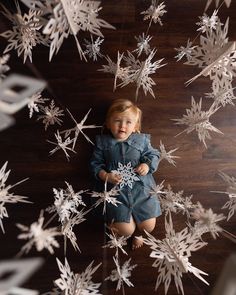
135 163 149 176
107 172 122 185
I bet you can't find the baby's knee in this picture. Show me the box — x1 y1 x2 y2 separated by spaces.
137 218 156 233
110 222 135 237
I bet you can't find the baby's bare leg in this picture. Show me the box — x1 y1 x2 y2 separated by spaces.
109 216 136 237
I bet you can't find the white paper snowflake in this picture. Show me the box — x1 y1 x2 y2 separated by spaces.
98 55 117 75
27 92 49 118
0 54 10 81
55 258 102 295
103 229 130 257
84 36 104 61
142 215 208 295
174 39 197 62
196 10 221 33
0 3 48 63
47 131 76 161
159 140 179 166
173 97 223 147
17 210 61 255
205 85 236 107
205 0 231 11
0 161 30 233
37 100 64 130
141 1 167 26
62 108 102 149
105 257 137 291
149 180 167 197
90 180 121 214
111 162 140 189
133 33 152 57
190 202 226 239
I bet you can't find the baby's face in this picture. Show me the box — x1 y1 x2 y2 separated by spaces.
108 110 138 141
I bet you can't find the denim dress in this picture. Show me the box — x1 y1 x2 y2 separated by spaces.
90 133 162 224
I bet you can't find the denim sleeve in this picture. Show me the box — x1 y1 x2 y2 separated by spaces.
140 135 160 173
89 136 106 179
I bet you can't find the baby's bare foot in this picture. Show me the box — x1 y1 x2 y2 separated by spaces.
132 235 143 250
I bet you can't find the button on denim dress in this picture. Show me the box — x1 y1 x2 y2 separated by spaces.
90 133 162 224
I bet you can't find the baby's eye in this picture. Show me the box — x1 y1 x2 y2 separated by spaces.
127 121 132 124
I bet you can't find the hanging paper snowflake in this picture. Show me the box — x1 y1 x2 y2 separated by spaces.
61 108 102 149
0 2 48 63
111 162 140 189
103 229 130 257
0 54 10 81
0 161 30 233
205 85 236 107
105 257 137 291
133 33 152 57
142 215 208 295
84 36 104 61
27 92 49 118
196 10 221 33
17 210 61 255
159 140 179 167
37 100 64 130
149 180 167 198
173 97 223 147
90 179 121 214
141 1 167 26
174 39 197 62
47 131 76 161
205 0 231 11
55 258 102 295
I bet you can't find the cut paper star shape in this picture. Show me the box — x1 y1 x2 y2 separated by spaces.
150 180 167 197
141 1 167 26
55 258 102 295
133 33 152 57
142 215 208 295
62 108 102 149
27 92 49 118
0 2 48 63
111 162 140 189
174 39 197 62
37 100 64 130
105 257 137 291
90 179 121 214
0 54 10 81
103 229 130 257
204 0 231 11
196 10 221 33
47 131 76 161
173 97 223 148
84 36 104 61
17 210 61 255
159 140 180 167
205 85 236 107
0 161 30 233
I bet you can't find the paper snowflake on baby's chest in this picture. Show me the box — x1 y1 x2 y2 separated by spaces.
112 162 140 189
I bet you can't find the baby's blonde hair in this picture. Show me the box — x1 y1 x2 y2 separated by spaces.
106 99 142 132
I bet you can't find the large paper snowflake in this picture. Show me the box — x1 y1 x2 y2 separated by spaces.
61 108 102 149
0 54 10 81
0 3 47 63
55 258 102 295
103 229 130 257
159 140 179 167
17 210 61 255
141 1 167 26
173 97 223 147
0 161 30 233
90 180 121 214
105 257 137 291
142 215 208 295
37 100 64 130
47 131 76 161
111 162 140 189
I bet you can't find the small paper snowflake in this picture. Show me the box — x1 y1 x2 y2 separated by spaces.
0 54 10 81
17 210 61 255
150 180 167 197
111 162 140 189
0 3 48 63
90 180 121 214
133 33 152 57
173 97 223 147
47 131 76 161
103 229 130 256
55 258 102 295
159 140 179 166
37 100 64 130
84 36 104 61
205 85 236 107
105 257 137 291
174 39 197 62
142 215 208 295
196 10 221 33
141 1 167 26
27 92 49 118
0 161 30 233
62 108 102 149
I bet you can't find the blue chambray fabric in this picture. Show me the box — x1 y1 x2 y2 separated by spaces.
89 133 162 224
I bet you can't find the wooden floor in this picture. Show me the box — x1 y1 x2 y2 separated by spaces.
1 0 236 294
